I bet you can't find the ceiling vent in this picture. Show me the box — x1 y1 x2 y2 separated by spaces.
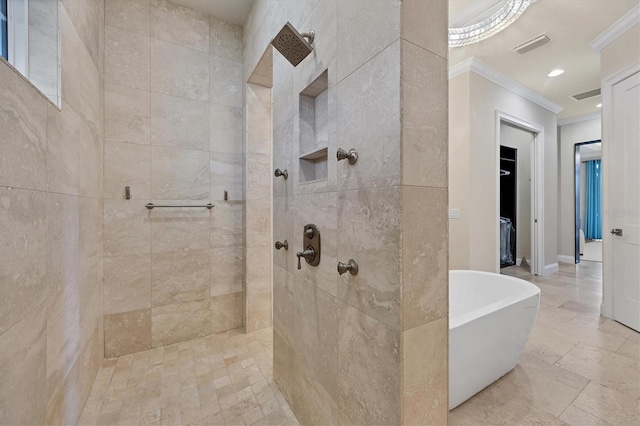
572 88 601 101
513 34 551 54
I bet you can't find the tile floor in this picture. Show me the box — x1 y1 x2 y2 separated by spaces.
450 261 640 426
80 261 638 426
78 328 299 426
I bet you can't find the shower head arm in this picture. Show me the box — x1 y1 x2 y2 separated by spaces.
301 31 315 45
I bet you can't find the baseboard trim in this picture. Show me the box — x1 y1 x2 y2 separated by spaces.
557 255 576 264
544 263 560 275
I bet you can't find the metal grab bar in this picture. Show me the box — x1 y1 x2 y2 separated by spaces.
145 203 214 210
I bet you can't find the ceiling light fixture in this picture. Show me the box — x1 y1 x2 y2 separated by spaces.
596 103 602 108
547 69 565 77
449 0 531 48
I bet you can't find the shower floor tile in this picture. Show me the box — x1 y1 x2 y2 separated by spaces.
78 328 299 426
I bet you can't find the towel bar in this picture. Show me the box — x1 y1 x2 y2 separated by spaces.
145 203 214 210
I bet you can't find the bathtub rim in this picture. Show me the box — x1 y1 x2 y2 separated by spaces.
449 270 540 330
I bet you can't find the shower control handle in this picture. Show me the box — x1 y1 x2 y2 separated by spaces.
610 228 623 236
297 224 321 269
337 148 358 165
275 240 289 250
337 259 358 276
296 247 316 270
274 168 289 179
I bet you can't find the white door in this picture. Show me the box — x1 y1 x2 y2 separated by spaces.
611 71 640 331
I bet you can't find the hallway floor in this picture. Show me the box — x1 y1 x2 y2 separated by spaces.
78 328 298 426
450 261 639 426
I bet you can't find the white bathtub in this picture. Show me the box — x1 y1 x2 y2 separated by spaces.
449 270 540 410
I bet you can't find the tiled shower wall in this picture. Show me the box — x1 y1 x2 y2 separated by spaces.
102 0 244 357
0 1 105 424
244 0 449 424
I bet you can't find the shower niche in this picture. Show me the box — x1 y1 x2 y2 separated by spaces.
299 70 329 183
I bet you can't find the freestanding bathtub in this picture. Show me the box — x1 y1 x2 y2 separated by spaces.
449 270 540 409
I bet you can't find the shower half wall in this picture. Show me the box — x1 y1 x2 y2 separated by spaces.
102 0 245 357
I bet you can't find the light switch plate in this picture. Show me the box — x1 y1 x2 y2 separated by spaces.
448 208 460 219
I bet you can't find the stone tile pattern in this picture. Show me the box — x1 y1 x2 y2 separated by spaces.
103 0 245 357
450 262 640 426
0 1 105 425
78 328 299 426
243 1 449 424
244 83 272 333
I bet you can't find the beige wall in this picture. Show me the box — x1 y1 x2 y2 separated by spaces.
245 0 449 424
557 118 601 259
102 0 244 357
0 1 105 424
449 71 559 272
449 72 471 270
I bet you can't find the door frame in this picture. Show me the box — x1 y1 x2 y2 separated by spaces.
495 111 545 275
574 140 602 264
601 60 640 318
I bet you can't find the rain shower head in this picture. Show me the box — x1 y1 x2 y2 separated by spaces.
271 22 315 67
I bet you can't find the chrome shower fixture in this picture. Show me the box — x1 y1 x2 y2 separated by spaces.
271 22 315 67
337 148 358 165
337 259 359 276
275 240 289 250
274 168 288 179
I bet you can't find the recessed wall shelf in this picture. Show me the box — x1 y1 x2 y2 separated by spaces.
300 147 328 183
299 70 329 183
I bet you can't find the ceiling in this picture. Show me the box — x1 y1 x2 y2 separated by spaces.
449 0 638 119
171 0 253 25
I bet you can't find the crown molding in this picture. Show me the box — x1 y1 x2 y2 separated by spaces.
557 111 601 126
449 57 564 114
590 4 640 52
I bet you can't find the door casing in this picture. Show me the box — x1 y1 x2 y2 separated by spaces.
495 111 545 276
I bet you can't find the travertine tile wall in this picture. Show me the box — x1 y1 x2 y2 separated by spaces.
0 0 105 424
243 0 449 424
102 0 244 357
245 81 273 332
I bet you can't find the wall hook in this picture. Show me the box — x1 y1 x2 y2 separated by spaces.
337 148 358 165
123 186 131 199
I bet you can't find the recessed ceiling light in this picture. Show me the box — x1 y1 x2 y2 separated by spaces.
597 103 602 108
547 69 565 77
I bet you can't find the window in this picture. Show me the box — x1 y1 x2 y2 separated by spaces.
6 0 28 75
1 0 7 60
1 0 60 106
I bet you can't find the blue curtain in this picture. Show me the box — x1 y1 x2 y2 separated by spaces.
584 159 602 240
